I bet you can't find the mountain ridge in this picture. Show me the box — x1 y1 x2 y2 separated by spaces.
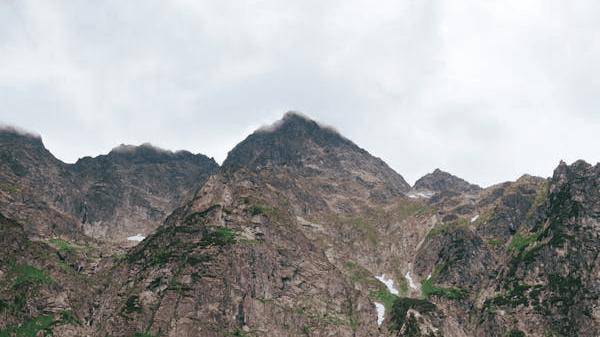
0 113 597 337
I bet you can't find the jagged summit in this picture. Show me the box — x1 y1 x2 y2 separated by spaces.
223 112 365 169
68 144 217 169
413 168 481 194
0 125 41 140
0 125 45 151
221 112 410 194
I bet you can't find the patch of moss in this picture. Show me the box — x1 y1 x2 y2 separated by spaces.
123 295 142 314
389 297 436 332
508 232 539 254
250 205 267 216
369 288 398 311
486 238 502 247
426 218 469 239
506 329 525 337
11 265 53 289
200 227 236 246
421 278 466 300
58 310 80 325
49 238 75 254
0 315 55 337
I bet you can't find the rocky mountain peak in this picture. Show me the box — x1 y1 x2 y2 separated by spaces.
222 111 354 171
413 168 481 194
0 126 50 158
100 143 215 166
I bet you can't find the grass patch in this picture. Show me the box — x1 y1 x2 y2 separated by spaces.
250 205 267 216
421 278 466 300
508 231 539 254
506 329 525 337
426 218 469 239
122 295 142 314
11 265 53 289
369 288 398 311
486 238 502 247
201 227 236 246
48 238 75 254
0 315 55 337
389 297 436 331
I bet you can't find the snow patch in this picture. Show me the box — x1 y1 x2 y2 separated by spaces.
376 274 399 295
405 271 419 290
471 215 479 223
374 302 385 326
127 234 145 242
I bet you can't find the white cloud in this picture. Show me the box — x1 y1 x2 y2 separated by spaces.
1 0 599 186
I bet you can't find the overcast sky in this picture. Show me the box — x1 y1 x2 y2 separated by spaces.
1 0 599 186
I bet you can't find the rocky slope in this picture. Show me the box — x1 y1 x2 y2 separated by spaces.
0 128 218 241
91 112 415 336
0 113 598 337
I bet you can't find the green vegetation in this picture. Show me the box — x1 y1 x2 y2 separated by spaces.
123 295 142 314
351 217 378 246
506 329 525 337
486 238 502 247
0 309 79 337
526 181 549 221
426 218 469 239
250 205 267 216
49 238 75 254
343 261 386 290
421 278 467 300
11 264 53 289
200 227 237 246
370 288 398 311
486 283 543 309
0 315 54 337
508 231 540 254
391 201 431 220
396 276 409 295
58 310 79 325
389 297 436 331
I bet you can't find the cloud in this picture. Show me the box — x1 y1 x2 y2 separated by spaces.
0 0 599 186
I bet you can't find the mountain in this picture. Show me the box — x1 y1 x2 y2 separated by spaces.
0 127 218 241
72 144 218 241
413 168 481 195
92 112 417 336
0 114 597 337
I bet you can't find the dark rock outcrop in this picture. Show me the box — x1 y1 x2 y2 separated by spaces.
414 168 481 194
0 128 218 241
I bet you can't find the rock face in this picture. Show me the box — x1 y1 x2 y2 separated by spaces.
0 213 95 337
92 112 414 337
0 114 598 337
413 168 481 195
72 144 219 240
0 128 218 241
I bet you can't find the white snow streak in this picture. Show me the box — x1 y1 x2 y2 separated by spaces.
471 215 479 223
376 274 399 295
374 302 385 326
405 271 419 290
127 234 145 242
